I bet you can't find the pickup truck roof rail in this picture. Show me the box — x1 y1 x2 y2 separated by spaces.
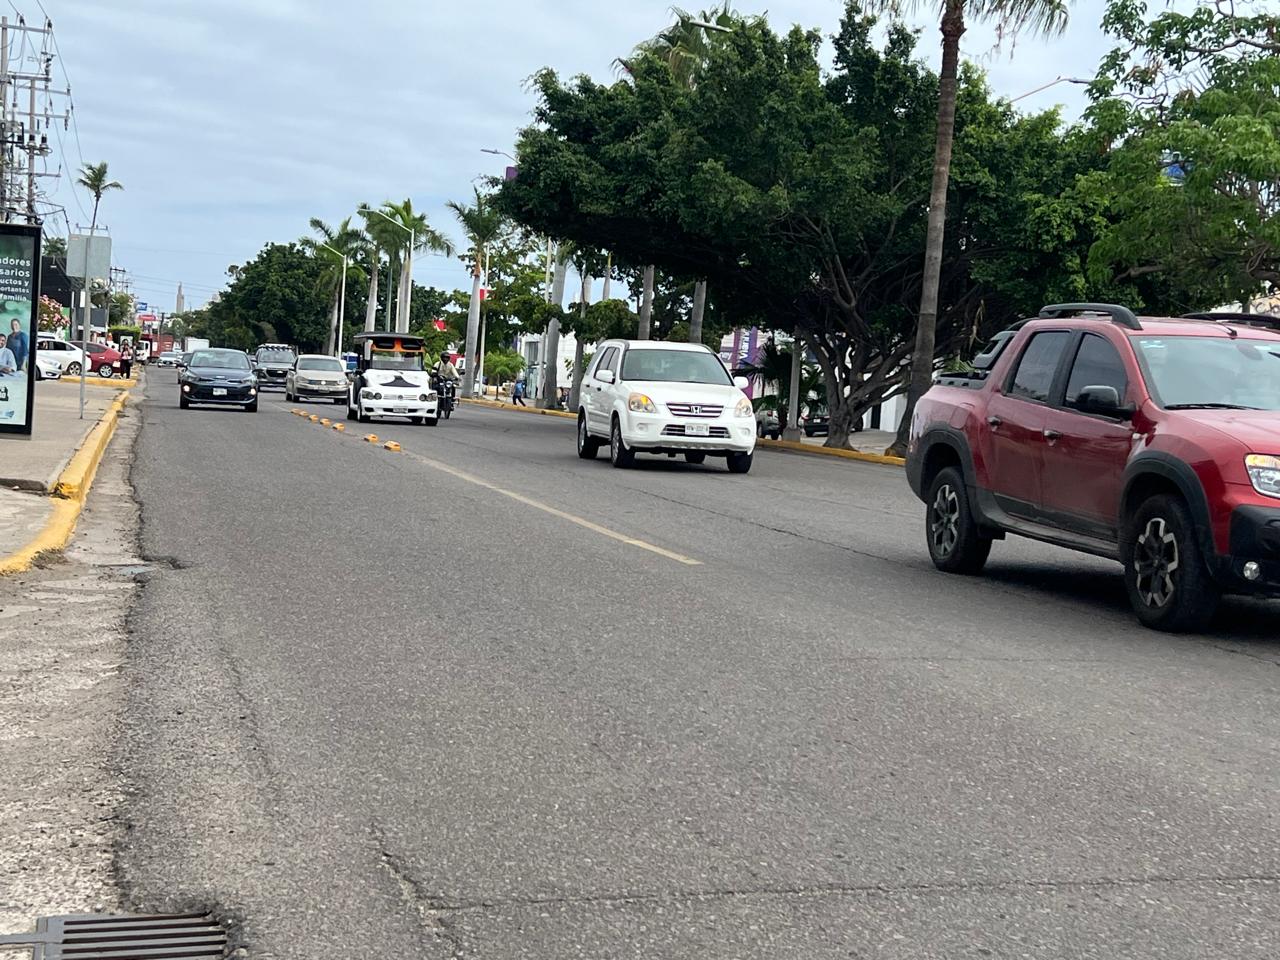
1038 302 1142 331
1183 311 1280 331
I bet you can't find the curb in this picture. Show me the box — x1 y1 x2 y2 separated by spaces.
462 397 904 467
69 375 138 390
0 390 129 575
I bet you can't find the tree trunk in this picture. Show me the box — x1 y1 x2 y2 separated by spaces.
540 258 568 408
364 254 379 332
397 248 414 333
689 279 707 344
461 265 483 397
638 264 654 339
568 271 590 411
601 253 612 300
324 291 339 355
887 0 965 458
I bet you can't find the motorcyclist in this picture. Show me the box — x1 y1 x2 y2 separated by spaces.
432 355 460 384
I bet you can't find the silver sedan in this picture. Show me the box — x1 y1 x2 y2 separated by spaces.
286 355 350 404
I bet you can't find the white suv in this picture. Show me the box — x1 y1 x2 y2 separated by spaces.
577 339 757 474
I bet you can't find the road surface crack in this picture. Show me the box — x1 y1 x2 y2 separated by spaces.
370 823 465 958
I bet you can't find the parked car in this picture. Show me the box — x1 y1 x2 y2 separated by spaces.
156 350 183 367
254 343 298 391
83 341 123 378
576 339 757 473
286 354 349 404
801 406 829 437
179 348 259 412
35 336 86 376
907 302 1280 632
755 407 781 439
34 352 62 380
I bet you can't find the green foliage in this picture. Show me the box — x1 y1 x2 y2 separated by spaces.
484 347 525 385
191 244 329 350
42 236 66 258
108 324 142 343
107 292 135 327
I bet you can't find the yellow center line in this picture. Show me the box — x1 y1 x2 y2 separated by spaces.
404 450 703 567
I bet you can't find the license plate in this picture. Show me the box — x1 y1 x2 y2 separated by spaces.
392 407 408 414
686 423 709 437
212 388 227 396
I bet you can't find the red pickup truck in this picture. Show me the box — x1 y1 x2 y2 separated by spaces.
907 303 1280 632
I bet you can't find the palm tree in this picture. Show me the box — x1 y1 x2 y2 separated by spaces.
379 199 453 334
884 0 1070 455
358 204 403 333
303 217 367 354
76 162 123 233
447 187 508 396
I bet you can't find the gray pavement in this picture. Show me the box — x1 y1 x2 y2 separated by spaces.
112 370 1280 958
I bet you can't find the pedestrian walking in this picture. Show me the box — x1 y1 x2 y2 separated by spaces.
512 378 527 406
120 342 134 380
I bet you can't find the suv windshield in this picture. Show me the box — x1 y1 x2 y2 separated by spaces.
1135 336 1280 411
298 357 343 372
620 349 731 385
370 350 424 372
256 349 295 364
189 350 250 371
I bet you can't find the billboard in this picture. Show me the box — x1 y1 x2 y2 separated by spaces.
0 223 42 435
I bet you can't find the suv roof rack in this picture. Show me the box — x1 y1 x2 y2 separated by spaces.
1183 311 1280 331
1038 302 1142 331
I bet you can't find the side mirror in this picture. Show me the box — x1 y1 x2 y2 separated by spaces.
597 369 616 384
1076 384 1132 418
733 375 749 390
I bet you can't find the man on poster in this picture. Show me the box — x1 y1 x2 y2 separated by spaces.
0 224 41 434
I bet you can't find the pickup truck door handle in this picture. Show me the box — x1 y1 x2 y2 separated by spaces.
1043 428 1062 441
986 416 1002 427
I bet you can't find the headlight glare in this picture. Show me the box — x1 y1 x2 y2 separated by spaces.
1245 454 1280 499
628 393 657 413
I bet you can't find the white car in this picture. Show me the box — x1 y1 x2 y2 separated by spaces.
347 332 440 425
576 339 757 473
286 354 348 404
35 336 86 376
34 352 62 380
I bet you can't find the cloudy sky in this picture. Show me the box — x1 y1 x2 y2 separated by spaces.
42 0 1110 312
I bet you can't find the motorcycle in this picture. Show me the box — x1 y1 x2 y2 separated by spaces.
432 376 458 419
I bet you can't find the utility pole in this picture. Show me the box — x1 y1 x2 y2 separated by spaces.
0 17 9 220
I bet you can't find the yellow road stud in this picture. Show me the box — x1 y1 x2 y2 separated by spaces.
383 441 401 452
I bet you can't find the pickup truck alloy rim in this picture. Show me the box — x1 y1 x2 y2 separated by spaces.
930 484 961 556
1135 517 1179 609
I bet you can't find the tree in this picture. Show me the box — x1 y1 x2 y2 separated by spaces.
198 243 329 350
107 291 135 327
76 162 123 233
484 348 526 389
302 217 368 354
1082 0 1280 307
42 236 66 258
379 199 453 335
877 0 1070 456
447 188 508 396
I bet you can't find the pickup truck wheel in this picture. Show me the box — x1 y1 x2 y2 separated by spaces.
1122 495 1219 633
926 467 991 574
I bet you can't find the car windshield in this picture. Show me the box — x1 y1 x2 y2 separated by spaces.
1134 336 1280 411
298 357 343 372
370 350 424 371
257 349 295 364
620 348 731 385
189 350 250 371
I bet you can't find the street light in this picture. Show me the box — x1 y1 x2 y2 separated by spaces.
481 147 516 162
1009 76 1090 103
319 242 348 358
365 207 414 333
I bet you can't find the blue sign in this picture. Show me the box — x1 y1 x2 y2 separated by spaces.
135 301 149 312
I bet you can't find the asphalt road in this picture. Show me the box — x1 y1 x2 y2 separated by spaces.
118 370 1280 958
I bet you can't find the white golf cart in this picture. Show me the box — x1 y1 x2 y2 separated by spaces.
347 332 441 426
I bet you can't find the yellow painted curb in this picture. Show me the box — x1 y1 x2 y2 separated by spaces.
363 434 379 443
74 375 137 390
333 423 345 432
383 441 401 452
461 397 576 420
320 418 331 426
1 390 129 576
756 436 905 467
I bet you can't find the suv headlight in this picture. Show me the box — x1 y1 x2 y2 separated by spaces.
628 393 657 413
734 397 754 418
1246 455 1280 499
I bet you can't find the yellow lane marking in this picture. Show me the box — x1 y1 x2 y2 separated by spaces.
402 451 702 567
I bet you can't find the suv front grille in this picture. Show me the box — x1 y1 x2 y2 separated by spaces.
666 403 723 418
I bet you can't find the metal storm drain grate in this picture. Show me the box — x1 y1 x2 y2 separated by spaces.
0 912 227 958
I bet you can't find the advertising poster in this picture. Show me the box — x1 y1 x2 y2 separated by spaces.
0 223 41 435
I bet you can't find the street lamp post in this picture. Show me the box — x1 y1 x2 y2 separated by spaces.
365 208 414 333
1009 76 1089 103
319 243 348 357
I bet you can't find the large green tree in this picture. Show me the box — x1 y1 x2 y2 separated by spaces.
196 243 329 350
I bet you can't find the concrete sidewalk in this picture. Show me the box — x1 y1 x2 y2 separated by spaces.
0 378 130 571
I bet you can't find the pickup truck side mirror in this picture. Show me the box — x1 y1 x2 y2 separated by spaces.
1076 384 1134 419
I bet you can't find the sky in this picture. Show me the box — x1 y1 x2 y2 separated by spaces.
39 0 1110 313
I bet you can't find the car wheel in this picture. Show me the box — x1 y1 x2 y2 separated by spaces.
684 452 706 465
726 451 753 474
609 417 634 468
426 417 438 426
1122 495 1220 632
925 466 992 574
66 362 81 376
97 364 114 378
357 399 369 423
577 413 602 460
34 364 43 381
179 395 189 409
